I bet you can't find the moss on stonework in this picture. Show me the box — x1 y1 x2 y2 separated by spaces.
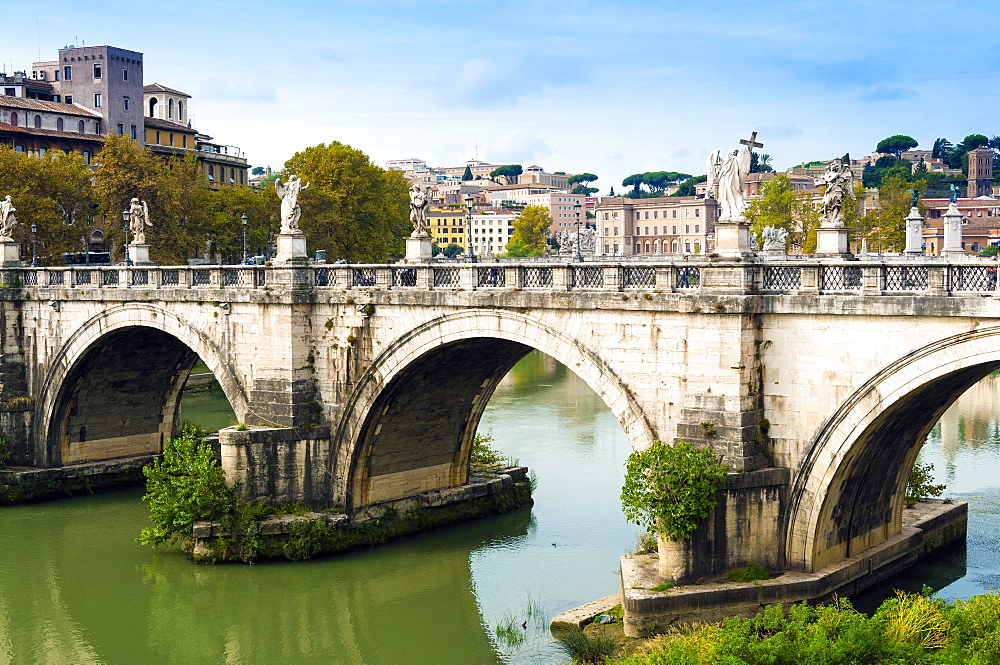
190 480 534 564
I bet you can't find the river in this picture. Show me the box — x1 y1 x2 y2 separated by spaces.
1 353 998 664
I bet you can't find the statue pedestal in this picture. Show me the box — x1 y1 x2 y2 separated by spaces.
275 233 308 263
904 207 925 256
127 242 154 266
0 239 22 266
814 227 851 257
941 203 965 258
404 233 433 263
713 221 753 257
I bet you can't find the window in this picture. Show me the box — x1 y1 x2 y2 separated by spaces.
182 135 188 148
644 211 649 219
208 165 215 181
603 213 609 220
14 144 23 153
94 93 103 107
56 118 64 131
654 226 658 235
123 96 130 111
123 69 128 81
672 225 677 234
93 64 102 78
644 226 649 236
34 115 41 129
604 227 609 236
672 210 677 218
54 70 60 81
155 131 161 144
149 97 158 117
168 98 174 119
4 87 14 95
695 209 700 217
82 151 91 164
38 148 46 156
116 123 124 134
65 95 72 104
653 210 658 219
695 224 700 233
169 133 174 147
177 101 184 121
78 120 84 133
613 226 619 235
9 112 17 127
685 224 690 233
64 66 72 80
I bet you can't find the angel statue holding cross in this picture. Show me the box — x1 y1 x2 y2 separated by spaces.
706 131 762 223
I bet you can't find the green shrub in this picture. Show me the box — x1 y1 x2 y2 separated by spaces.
620 440 727 541
906 462 946 507
139 425 235 547
471 432 505 469
726 563 771 582
555 628 621 663
0 435 10 470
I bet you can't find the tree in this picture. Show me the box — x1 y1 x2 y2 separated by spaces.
876 135 918 158
622 173 644 196
568 172 598 195
489 164 523 185
462 165 473 181
749 152 774 174
745 175 801 248
856 173 925 253
670 175 706 197
961 134 990 151
932 138 954 159
251 166 265 176
283 142 410 262
620 439 727 542
94 134 215 264
0 146 98 264
442 243 462 258
504 205 552 257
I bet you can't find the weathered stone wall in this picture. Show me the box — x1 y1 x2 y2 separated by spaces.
220 425 333 505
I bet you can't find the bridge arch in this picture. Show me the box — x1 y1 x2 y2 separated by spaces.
335 309 655 508
788 325 1000 572
36 303 250 466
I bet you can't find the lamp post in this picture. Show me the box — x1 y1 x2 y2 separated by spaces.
241 213 249 264
465 195 476 262
30 223 38 267
121 208 132 266
574 200 583 262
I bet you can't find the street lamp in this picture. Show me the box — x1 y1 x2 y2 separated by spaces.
121 208 132 266
465 195 476 262
30 223 38 267
574 200 583 262
241 213 249 264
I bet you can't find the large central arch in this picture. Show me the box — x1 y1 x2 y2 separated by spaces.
36 303 250 466
787 325 1000 572
334 309 656 508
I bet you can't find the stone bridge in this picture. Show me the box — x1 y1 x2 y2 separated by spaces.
2 258 998 577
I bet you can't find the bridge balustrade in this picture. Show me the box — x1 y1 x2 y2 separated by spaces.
391 267 416 287
351 268 377 288
883 266 928 291
820 266 862 291
476 267 505 288
74 269 92 286
191 269 211 287
950 265 997 292
433 268 460 288
131 270 150 287
160 269 179 287
762 266 802 291
572 266 604 288
520 266 553 288
101 269 119 287
675 266 699 289
622 266 655 289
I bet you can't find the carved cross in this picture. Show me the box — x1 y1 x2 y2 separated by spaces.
739 130 763 151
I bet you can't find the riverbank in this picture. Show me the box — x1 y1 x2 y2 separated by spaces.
0 454 154 504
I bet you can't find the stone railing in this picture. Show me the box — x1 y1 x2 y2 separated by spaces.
3 260 1000 297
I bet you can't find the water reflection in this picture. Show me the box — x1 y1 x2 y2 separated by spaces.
1 351 637 664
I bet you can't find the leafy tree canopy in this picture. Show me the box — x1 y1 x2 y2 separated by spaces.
670 175 707 198
504 205 552 257
251 166 265 176
567 172 598 186
462 165 473 181
284 142 410 262
749 152 774 174
489 164 523 184
961 134 990 151
876 135 918 158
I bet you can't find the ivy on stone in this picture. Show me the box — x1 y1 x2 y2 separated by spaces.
620 439 727 541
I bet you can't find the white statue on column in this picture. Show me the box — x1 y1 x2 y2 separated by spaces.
0 195 17 240
275 175 309 234
761 226 788 252
128 197 151 244
816 159 855 228
409 184 431 235
706 146 751 222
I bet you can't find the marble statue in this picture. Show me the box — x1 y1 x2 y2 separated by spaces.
409 184 431 235
275 175 310 234
706 143 752 222
578 227 597 254
0 195 17 240
555 230 576 255
815 159 855 228
761 226 788 252
128 198 151 244
949 183 961 203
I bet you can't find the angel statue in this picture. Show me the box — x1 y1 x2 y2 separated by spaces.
128 198 152 244
409 184 431 235
815 159 855 229
705 143 752 223
0 195 17 240
275 175 310 234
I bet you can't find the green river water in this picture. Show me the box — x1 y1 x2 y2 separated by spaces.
2 352 999 664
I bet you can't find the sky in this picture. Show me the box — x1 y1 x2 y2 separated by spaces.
2 0 998 191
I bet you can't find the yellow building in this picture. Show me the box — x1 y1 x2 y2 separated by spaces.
429 208 467 251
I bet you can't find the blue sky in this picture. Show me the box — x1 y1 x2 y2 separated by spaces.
2 0 997 190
